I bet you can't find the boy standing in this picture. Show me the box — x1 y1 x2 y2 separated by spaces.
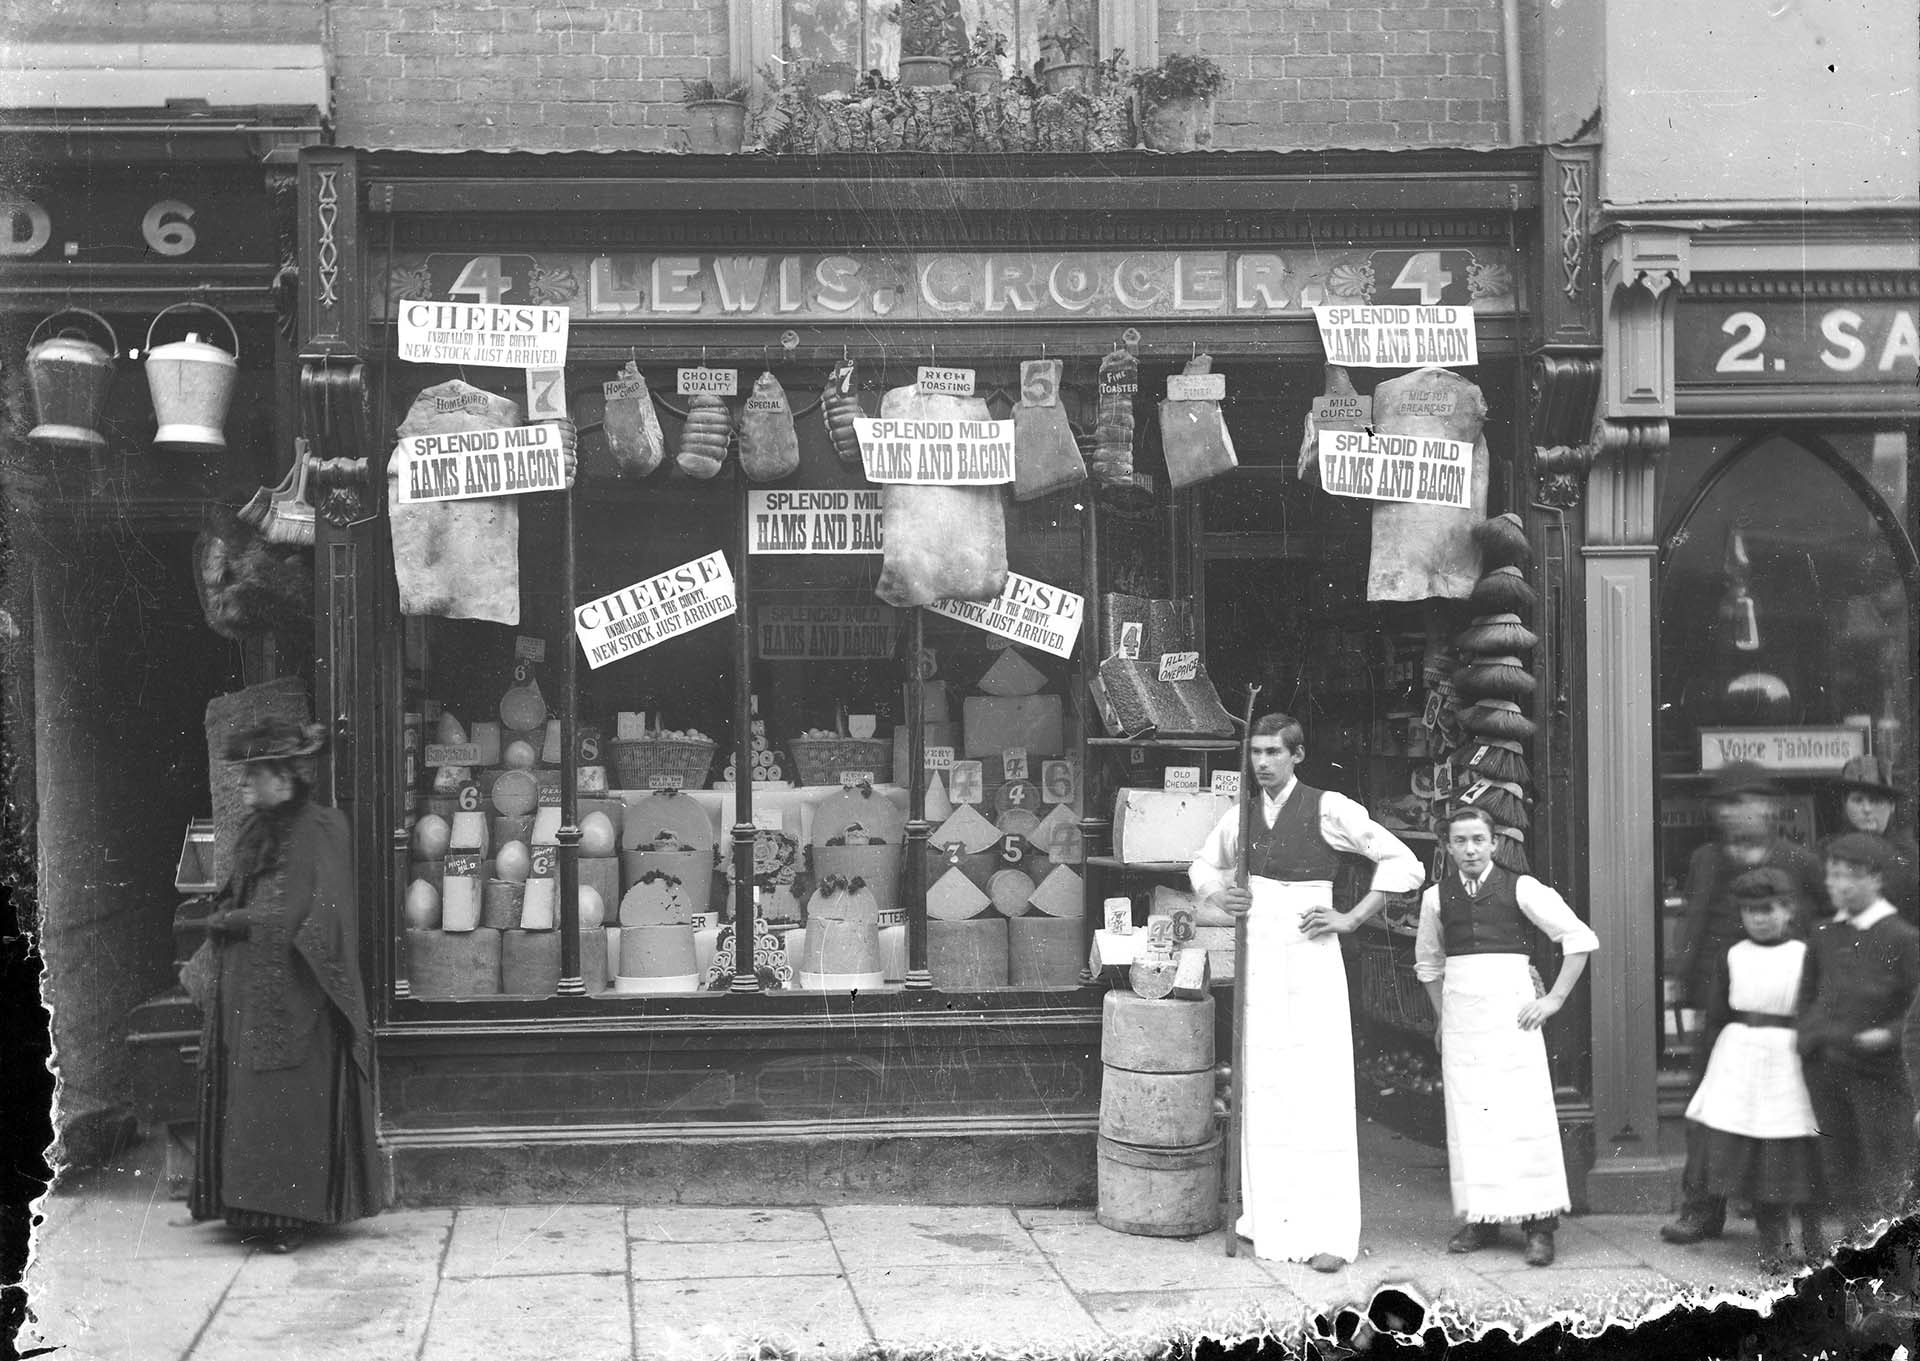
1415 806 1598 1267
1797 832 1920 1236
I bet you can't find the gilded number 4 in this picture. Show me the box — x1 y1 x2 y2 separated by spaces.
449 255 514 304
1390 251 1454 306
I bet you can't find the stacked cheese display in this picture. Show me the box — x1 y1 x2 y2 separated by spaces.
406 674 616 998
617 789 717 991
921 645 1086 989
720 715 787 785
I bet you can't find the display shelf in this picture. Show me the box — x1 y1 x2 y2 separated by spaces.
1085 737 1239 751
1084 855 1194 875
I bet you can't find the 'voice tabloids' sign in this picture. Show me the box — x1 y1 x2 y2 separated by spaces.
747 489 883 554
855 417 1014 485
397 301 570 368
1312 305 1477 368
928 571 1084 659
395 423 570 503
1316 428 1473 509
574 551 737 670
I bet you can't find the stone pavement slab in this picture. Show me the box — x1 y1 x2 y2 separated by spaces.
628 1206 828 1242
848 1262 1105 1353
628 1272 872 1361
17 1253 246 1361
627 1234 844 1279
444 1204 627 1279
1467 1264 1686 1335
223 1208 451 1297
191 1281 436 1361
1078 1285 1306 1347
1027 1220 1277 1292
822 1204 1048 1270
423 1272 633 1361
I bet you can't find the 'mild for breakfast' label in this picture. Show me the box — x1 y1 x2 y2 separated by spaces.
1167 373 1226 402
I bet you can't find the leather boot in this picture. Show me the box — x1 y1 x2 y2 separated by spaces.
1755 1205 1790 1270
1659 1203 1725 1244
1522 1228 1555 1267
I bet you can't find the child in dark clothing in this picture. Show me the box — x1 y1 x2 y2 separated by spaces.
1685 867 1824 1269
1797 833 1920 1241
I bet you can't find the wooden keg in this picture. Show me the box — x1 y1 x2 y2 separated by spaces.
1095 1134 1222 1237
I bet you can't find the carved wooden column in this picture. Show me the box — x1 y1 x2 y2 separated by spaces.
1580 225 1689 1211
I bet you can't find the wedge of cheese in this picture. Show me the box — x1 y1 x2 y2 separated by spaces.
962 695 1064 757
1111 789 1234 865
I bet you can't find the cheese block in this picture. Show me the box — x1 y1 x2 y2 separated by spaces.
621 789 716 853
541 719 564 767
963 695 1064 757
987 868 1036 916
813 844 902 917
1029 803 1084 865
812 785 907 846
612 924 700 992
581 925 613 994
1111 789 1234 865
441 867 482 932
519 874 557 930
924 771 954 823
1027 864 1084 919
930 804 1001 855
892 722 959 789
1088 928 1143 972
619 870 696 926
1008 914 1084 988
927 866 992 921
469 721 503 767
480 879 525 930
528 806 562 845
449 809 490 857
977 647 1048 697
407 927 501 998
929 915 1009 989
501 929 562 997
1191 925 1236 981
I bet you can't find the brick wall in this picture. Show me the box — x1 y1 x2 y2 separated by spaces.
1178 0 1509 149
1 0 319 42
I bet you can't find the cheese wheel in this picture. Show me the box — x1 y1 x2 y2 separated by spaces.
988 868 1036 916
1008 914 1084 988
580 924 613 993
928 916 1009 989
407 927 501 998
500 680 548 732
502 929 562 997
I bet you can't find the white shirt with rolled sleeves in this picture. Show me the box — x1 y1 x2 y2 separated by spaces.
1189 777 1426 905
1412 869 1599 983
1187 775 1421 1264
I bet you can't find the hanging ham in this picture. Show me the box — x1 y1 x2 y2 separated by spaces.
1365 366 1489 602
675 392 732 479
1090 347 1137 489
602 361 666 477
1011 358 1087 502
821 360 864 466
1158 353 1238 489
738 370 800 482
385 379 523 625
874 384 1009 607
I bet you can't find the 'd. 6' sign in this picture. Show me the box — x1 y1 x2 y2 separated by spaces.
2 193 200 258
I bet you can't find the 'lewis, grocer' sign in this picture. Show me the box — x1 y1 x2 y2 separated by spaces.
397 301 570 368
855 417 1015 485
574 551 736 669
929 571 1084 659
747 489 883 554
1313 305 1478 368
1316 429 1473 508
394 423 569 503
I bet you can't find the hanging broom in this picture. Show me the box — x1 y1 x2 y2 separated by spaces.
1468 565 1537 616
1471 512 1532 571
1451 738 1532 787
1456 779 1530 831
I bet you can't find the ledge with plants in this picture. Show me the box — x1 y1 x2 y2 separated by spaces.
1130 52 1227 152
679 77 753 153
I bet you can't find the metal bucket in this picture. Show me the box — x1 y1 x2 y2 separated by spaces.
26 308 119 452
1095 1134 1222 1237
145 302 238 453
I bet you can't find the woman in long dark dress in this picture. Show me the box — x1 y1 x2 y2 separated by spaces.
188 717 383 1253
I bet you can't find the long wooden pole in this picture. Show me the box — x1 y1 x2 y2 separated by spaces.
1224 683 1261 1257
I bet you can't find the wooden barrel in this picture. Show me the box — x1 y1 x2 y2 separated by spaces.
1095 1134 1222 1237
1101 990 1215 1072
929 916 1009 989
501 928 561 997
1008 914 1084 988
408 927 502 998
1100 1067 1216 1147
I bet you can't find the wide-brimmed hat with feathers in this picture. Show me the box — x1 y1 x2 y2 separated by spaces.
225 716 327 764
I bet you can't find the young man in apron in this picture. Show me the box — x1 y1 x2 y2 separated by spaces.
1415 806 1598 1266
1190 712 1424 1271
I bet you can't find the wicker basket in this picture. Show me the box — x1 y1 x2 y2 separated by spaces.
788 737 893 788
611 737 718 790
1358 940 1435 1032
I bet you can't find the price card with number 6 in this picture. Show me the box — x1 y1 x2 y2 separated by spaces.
1041 760 1077 805
530 845 557 880
456 783 483 812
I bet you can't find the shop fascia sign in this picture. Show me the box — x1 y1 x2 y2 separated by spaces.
1674 298 1919 386
376 247 1518 324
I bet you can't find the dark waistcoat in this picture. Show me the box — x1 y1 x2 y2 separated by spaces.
1250 783 1342 882
1440 865 1536 958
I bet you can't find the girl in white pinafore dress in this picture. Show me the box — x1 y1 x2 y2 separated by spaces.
1685 866 1825 1267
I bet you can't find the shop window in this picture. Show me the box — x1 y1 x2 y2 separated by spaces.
1654 427 1918 1079
734 0 1150 84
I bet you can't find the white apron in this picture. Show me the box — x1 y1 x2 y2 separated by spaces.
1236 877 1360 1263
1440 953 1570 1224
1686 939 1818 1138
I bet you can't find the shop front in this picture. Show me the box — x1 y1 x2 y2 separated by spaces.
1580 215 1919 1209
295 147 1588 1205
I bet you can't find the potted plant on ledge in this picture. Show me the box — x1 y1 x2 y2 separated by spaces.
960 24 1011 94
894 0 966 87
1036 16 1094 95
680 77 752 152
1131 52 1227 150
